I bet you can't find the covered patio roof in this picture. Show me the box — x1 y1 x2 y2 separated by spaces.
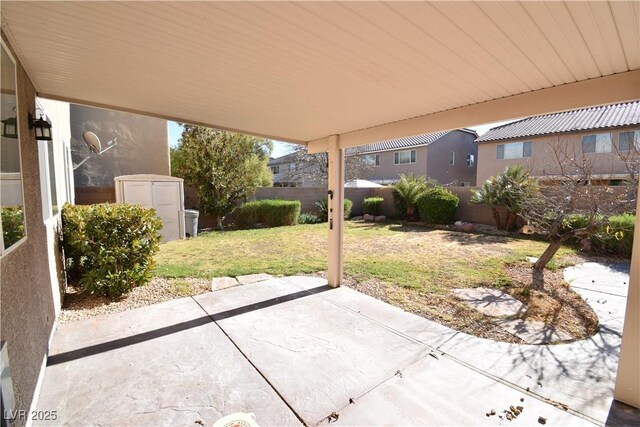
1 1 639 146
2 0 639 411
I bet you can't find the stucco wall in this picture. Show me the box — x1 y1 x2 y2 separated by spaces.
476 127 640 183
357 145 428 182
71 104 169 191
426 130 478 186
0 34 57 427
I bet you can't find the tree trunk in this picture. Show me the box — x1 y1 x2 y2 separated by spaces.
532 239 563 290
213 216 224 231
505 211 518 232
407 206 416 221
491 208 503 230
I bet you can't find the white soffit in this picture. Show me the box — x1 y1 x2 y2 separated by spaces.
1 1 639 145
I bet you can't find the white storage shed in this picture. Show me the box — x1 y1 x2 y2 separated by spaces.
114 174 185 242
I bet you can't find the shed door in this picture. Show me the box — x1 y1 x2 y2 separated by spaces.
152 181 181 242
122 181 153 208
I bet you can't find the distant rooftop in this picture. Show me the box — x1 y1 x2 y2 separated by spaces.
476 101 640 143
346 128 477 155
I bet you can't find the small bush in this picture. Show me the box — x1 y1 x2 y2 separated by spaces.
298 212 321 224
417 187 459 224
363 197 384 216
61 203 163 298
1 206 25 248
235 199 301 228
344 199 353 219
599 214 635 257
315 198 353 221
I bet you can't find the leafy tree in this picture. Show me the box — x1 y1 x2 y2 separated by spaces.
171 125 273 229
471 165 538 231
392 173 433 220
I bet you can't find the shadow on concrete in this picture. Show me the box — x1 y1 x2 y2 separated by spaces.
605 400 640 426
47 285 332 366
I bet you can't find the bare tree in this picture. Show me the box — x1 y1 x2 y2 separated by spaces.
279 146 373 186
519 141 636 289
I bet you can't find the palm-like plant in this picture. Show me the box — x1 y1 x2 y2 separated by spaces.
392 173 431 220
471 165 538 231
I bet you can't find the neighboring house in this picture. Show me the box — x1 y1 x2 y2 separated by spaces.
270 129 478 187
476 102 640 184
71 105 170 204
347 129 478 186
269 152 310 187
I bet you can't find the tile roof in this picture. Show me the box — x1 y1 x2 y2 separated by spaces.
346 129 477 155
476 101 640 143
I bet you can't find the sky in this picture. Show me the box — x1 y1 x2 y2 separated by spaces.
167 119 513 158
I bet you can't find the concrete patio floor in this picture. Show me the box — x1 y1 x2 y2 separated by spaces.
35 265 636 426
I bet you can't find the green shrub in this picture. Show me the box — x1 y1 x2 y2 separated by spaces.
363 197 384 216
1 206 25 249
298 212 321 224
344 199 353 219
315 198 353 221
417 187 459 224
559 214 591 234
599 214 635 257
61 203 163 298
235 199 301 227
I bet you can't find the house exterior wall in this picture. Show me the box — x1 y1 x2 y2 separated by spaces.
71 105 169 204
356 145 428 183
476 126 640 183
0 34 58 426
426 130 477 186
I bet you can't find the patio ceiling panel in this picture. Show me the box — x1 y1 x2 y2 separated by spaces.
1 1 639 145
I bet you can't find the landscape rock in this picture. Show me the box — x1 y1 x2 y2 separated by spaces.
495 318 574 344
452 288 526 317
374 215 386 222
363 214 375 221
351 216 363 221
211 276 238 291
236 273 273 285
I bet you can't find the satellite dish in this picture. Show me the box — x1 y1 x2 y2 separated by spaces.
83 131 102 153
73 131 118 170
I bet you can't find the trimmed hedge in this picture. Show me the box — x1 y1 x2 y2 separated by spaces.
363 197 384 216
417 187 459 224
61 203 163 298
235 199 301 228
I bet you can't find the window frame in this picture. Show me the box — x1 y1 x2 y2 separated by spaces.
363 154 380 167
618 130 640 152
582 132 612 154
466 154 475 167
394 149 416 165
0 40 28 257
270 165 280 174
496 141 532 159
449 151 455 166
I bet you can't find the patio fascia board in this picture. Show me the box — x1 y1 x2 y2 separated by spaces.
328 70 640 151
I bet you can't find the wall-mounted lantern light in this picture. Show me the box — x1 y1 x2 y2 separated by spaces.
1 107 18 139
28 111 52 140
1 117 17 139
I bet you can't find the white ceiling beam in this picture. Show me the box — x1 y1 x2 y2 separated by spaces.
336 70 640 149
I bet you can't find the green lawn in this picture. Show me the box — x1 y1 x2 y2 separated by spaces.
154 222 578 293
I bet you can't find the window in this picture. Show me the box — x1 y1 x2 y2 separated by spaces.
0 42 27 255
363 154 380 166
618 130 640 151
466 154 475 167
394 150 416 164
496 141 532 159
270 165 280 174
582 133 612 153
289 163 296 170
449 151 455 165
